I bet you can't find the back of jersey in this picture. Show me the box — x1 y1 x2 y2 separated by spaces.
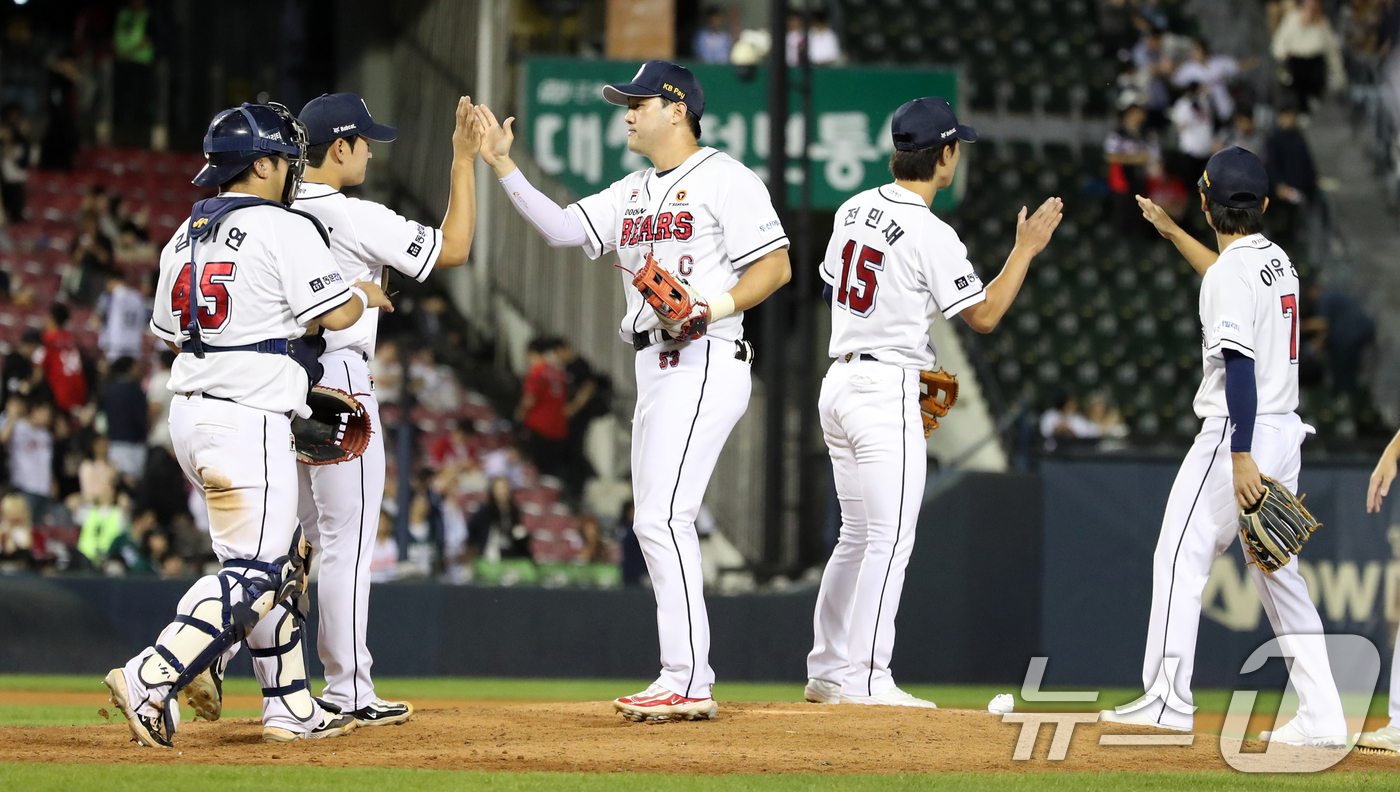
1194 233 1300 419
150 202 351 414
820 183 986 370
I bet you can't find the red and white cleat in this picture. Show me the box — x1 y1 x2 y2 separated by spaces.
613 684 718 722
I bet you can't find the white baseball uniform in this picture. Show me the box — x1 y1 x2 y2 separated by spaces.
563 146 786 698
292 180 443 712
1135 233 1346 735
807 183 985 697
125 194 354 735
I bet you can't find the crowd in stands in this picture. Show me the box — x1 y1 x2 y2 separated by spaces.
689 6 843 67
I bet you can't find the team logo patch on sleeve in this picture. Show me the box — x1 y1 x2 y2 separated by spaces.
310 278 325 292
955 276 969 290
309 272 344 292
408 242 422 256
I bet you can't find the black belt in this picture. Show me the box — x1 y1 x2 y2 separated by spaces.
182 391 294 419
181 338 289 355
839 353 880 362
632 332 756 364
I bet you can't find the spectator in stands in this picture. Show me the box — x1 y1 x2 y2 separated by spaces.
1131 24 1179 130
96 272 149 363
409 348 461 413
1170 81 1216 183
1218 109 1265 155
144 350 174 451
517 338 568 478
575 512 609 564
786 10 841 67
467 476 531 563
39 49 80 171
1266 100 1318 244
1105 104 1162 235
0 104 33 224
1272 0 1345 112
76 462 124 567
105 508 157 575
403 469 445 577
2 396 55 522
35 304 87 414
1303 280 1376 393
75 434 117 510
1172 39 1242 123
2 329 39 407
112 0 156 147
64 212 116 305
694 7 732 65
1085 393 1130 448
482 444 527 489
0 492 34 572
429 419 475 471
370 339 403 402
99 356 147 483
111 197 156 265
552 338 600 500
370 509 400 583
1040 391 1102 451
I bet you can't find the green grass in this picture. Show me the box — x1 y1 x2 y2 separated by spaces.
0 765 1397 792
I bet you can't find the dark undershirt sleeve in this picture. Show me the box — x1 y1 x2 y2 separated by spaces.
1223 348 1256 453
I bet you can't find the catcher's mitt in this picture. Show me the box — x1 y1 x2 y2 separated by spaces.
632 252 710 341
1239 475 1321 573
919 368 959 436
292 386 373 466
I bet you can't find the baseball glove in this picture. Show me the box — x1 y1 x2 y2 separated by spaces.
633 252 710 341
919 368 959 436
1239 475 1321 573
292 386 373 466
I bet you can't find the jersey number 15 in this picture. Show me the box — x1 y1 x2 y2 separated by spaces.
171 262 237 333
836 240 885 317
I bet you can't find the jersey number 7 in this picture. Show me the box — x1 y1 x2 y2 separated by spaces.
171 262 237 333
837 240 885 317
1281 293 1298 363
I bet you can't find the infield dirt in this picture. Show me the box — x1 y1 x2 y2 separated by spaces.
0 695 1396 774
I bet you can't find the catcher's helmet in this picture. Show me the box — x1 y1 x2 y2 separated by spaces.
193 102 309 204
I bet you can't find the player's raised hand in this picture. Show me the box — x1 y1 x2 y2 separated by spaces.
1367 447 1399 513
1135 194 1183 240
452 95 483 160
1014 196 1062 257
353 280 395 313
476 105 516 174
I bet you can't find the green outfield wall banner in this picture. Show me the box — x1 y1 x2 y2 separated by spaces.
520 59 961 210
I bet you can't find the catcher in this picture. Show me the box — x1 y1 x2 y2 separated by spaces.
804 97 1061 708
1102 147 1346 746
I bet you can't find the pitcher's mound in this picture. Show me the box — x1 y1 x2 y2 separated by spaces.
1 701 1392 774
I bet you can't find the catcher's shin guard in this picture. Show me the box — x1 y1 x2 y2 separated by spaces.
138 528 313 741
249 600 320 728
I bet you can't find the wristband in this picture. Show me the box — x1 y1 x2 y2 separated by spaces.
707 292 736 322
349 287 369 310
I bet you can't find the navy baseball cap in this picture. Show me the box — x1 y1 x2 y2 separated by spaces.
1199 146 1268 209
602 61 706 119
299 93 398 146
890 97 977 151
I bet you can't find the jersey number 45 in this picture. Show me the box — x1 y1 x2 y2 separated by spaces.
171 262 237 333
837 240 885 317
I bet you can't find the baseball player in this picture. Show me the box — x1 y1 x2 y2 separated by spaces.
476 60 791 721
1106 147 1347 746
264 92 479 727
102 102 392 747
804 98 1062 708
1357 431 1400 753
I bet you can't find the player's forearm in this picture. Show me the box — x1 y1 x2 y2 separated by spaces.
724 249 791 313
497 169 589 248
317 291 367 331
1165 227 1218 275
435 161 476 268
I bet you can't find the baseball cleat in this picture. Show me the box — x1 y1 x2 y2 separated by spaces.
1098 708 1190 731
262 711 359 743
104 668 172 748
182 658 225 722
1259 718 1346 748
804 678 841 704
1355 726 1400 754
613 683 718 722
840 686 936 708
353 698 414 727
